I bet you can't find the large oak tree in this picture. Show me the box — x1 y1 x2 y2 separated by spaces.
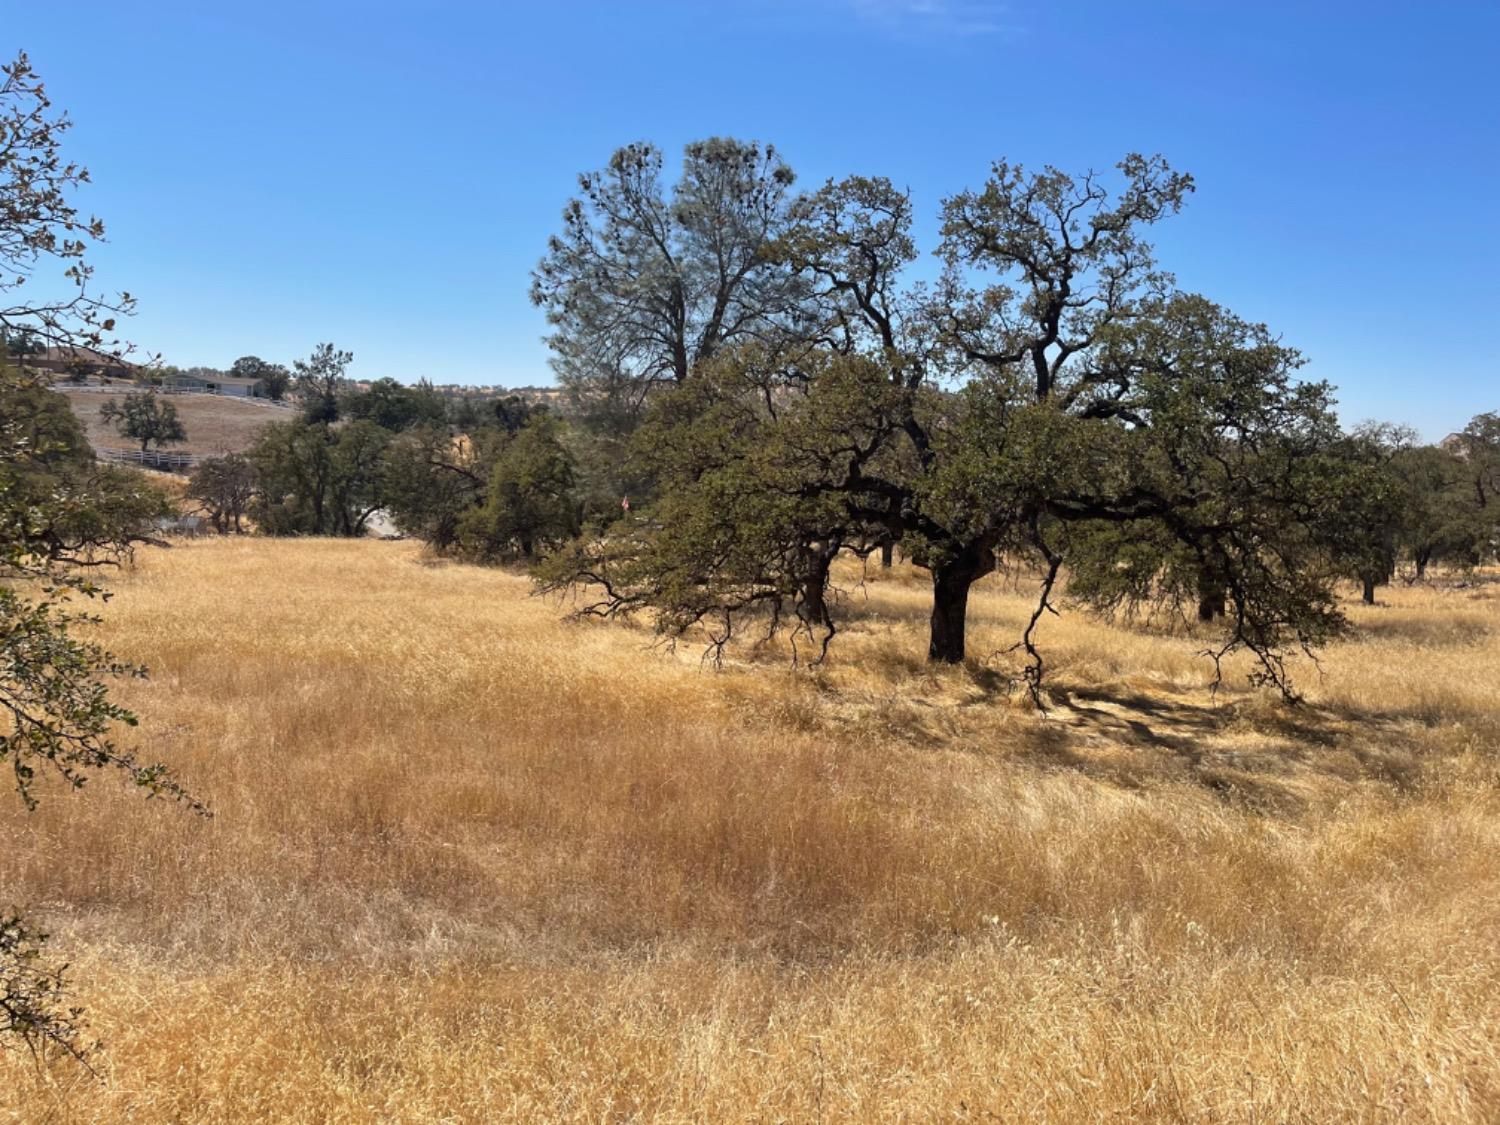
541 143 1366 698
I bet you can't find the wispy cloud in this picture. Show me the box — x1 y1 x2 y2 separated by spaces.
842 0 1016 39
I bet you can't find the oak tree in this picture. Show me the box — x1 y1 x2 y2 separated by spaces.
100 391 186 452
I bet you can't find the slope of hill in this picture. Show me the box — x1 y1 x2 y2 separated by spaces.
2 539 1496 1120
60 388 291 457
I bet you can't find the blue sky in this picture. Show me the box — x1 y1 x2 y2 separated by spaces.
8 1 1497 438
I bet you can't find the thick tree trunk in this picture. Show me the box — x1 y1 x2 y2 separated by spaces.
801 549 832 628
1362 575 1377 605
929 568 972 663
928 545 993 664
1195 566 1226 622
1415 551 1430 580
879 540 894 568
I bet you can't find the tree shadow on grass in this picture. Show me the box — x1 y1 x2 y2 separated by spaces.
1002 680 1436 817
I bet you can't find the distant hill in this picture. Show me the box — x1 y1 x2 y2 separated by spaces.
60 387 292 458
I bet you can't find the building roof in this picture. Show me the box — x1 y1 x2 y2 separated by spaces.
32 345 133 367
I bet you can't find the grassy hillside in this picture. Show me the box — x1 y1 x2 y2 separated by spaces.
2 540 1497 1120
60 389 288 456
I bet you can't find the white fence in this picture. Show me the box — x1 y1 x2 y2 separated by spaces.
96 447 201 471
60 383 297 408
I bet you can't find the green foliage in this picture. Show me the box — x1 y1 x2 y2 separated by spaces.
1390 445 1474 572
538 144 1377 697
458 414 578 560
531 138 808 432
341 377 447 432
540 348 906 657
187 453 257 534
1057 296 1354 677
100 391 186 452
2 50 200 1067
2 364 195 1063
249 418 389 537
230 355 291 400
293 342 352 424
382 424 491 551
1 914 85 1062
1455 412 1500 550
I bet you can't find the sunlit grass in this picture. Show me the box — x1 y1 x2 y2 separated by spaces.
3 539 1497 1120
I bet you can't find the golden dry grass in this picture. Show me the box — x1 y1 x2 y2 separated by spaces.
2 540 1498 1121
61 389 285 456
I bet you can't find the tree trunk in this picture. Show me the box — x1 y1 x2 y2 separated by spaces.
880 540 894 568
1195 566 1226 622
1415 551 1429 580
928 545 993 664
1362 575 1377 605
801 549 832 628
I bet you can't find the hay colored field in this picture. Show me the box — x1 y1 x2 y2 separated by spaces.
3 539 1497 1121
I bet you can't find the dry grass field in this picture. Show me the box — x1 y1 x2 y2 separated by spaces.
2 539 1498 1121
60 388 286 456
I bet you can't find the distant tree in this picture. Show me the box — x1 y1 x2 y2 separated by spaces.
458 413 578 560
447 394 482 432
0 329 41 355
187 453 257 533
100 391 186 452
325 420 390 536
250 417 388 536
532 138 811 433
382 424 493 551
292 343 352 424
1455 412 1500 520
342 377 447 432
1388 443 1480 578
230 355 291 401
488 393 544 435
1326 423 1417 604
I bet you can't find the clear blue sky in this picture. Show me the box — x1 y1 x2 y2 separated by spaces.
9 1 1497 438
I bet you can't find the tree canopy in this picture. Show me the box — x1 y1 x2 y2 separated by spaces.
535 145 1392 700
531 138 812 432
101 391 187 452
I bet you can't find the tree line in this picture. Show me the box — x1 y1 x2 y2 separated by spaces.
165 139 1500 704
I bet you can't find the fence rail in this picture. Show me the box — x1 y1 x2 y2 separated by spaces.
58 383 297 408
96 447 201 471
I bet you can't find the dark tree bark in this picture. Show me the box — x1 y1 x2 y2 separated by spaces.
801 550 831 627
1362 575 1377 605
880 540 894 568
927 544 994 663
1196 565 1226 622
